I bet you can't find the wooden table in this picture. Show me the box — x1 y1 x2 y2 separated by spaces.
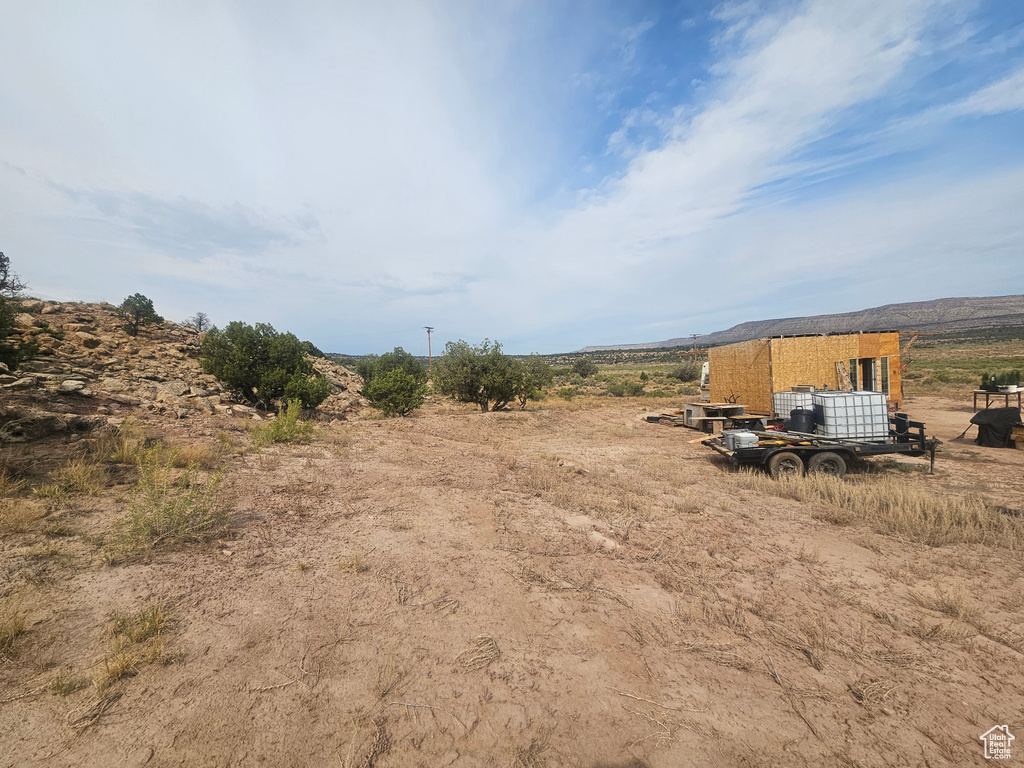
973 389 1023 411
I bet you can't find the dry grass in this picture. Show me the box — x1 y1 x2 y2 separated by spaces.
0 469 27 497
734 470 1024 548
167 442 221 470
339 553 369 574
33 456 107 499
848 675 898 706
103 419 148 464
911 584 984 627
0 499 45 535
93 605 169 692
372 656 405 700
108 604 168 643
49 669 86 696
109 450 227 559
455 635 501 670
0 598 26 660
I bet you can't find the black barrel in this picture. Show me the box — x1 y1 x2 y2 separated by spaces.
788 408 815 434
894 412 910 434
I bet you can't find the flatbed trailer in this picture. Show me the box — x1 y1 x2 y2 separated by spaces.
702 415 940 478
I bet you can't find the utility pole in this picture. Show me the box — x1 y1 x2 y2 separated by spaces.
423 326 434 377
691 334 699 362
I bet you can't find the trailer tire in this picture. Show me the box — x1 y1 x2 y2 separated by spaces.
768 452 805 479
808 451 847 478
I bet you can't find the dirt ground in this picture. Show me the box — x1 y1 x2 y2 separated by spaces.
1 393 1022 767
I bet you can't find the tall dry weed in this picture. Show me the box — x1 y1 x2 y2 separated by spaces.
734 470 1023 549
108 449 227 559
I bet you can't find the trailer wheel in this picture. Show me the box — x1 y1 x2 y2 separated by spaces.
808 451 847 478
768 451 805 479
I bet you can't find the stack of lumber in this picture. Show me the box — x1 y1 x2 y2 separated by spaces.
1013 426 1024 449
657 412 688 427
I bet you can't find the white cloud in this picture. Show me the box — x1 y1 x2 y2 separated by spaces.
949 66 1024 116
2 0 1022 353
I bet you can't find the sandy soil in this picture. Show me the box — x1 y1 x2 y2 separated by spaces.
1 394 1022 767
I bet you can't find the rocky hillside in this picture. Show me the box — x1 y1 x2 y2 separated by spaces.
1 299 366 439
583 293 1024 350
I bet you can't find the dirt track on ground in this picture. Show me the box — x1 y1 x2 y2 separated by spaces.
2 395 1022 767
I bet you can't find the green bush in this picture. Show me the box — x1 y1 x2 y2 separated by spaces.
668 362 700 382
980 370 1022 389
118 293 163 337
363 369 427 417
433 339 516 412
358 347 426 388
515 354 554 409
250 400 315 446
558 387 578 400
571 358 598 378
200 322 330 409
607 382 626 397
284 373 332 408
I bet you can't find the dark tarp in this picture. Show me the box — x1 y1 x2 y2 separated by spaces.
970 407 1023 448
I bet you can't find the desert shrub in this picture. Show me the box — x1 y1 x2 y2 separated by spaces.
284 371 332 408
558 387 578 400
668 362 700 382
625 381 645 396
110 450 227 557
980 370 1022 389
359 347 428 416
609 380 644 397
250 399 315 446
639 371 648 381
515 354 555 409
200 321 330 409
358 347 427 387
646 389 673 397
433 339 518 412
118 293 163 337
931 370 951 383
364 369 427 417
571 358 598 378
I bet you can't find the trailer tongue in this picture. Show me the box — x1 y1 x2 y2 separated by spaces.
702 415 940 478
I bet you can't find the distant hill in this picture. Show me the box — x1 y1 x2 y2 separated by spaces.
581 294 1024 351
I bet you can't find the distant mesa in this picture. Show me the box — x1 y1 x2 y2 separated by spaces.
582 294 1024 351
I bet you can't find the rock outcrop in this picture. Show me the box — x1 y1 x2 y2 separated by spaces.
2 300 367 425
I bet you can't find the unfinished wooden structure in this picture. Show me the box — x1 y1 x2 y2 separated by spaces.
708 332 902 416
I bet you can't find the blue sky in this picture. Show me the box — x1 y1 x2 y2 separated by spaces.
2 0 1023 354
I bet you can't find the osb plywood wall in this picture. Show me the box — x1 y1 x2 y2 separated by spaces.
711 333 902 416
770 335 860 392
709 339 773 414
